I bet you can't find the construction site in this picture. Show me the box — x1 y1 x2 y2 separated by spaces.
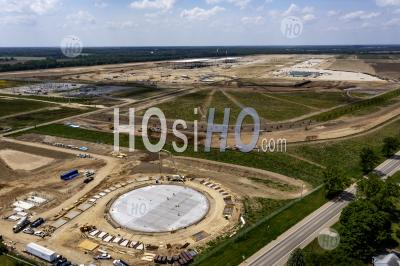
0 52 400 265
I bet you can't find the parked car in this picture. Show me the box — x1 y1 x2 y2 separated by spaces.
113 259 129 266
22 228 34 235
34 230 46 238
94 253 112 260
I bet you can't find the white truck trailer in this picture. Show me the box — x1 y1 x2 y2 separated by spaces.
26 242 57 262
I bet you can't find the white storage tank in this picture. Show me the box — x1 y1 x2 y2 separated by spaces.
26 242 57 262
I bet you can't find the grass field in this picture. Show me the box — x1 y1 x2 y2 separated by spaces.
146 90 209 121
146 89 363 124
243 197 291 225
112 86 169 99
228 91 313 122
273 91 353 109
288 118 400 178
0 107 90 130
308 88 400 122
389 172 400 184
0 98 54 117
0 254 37 266
0 256 18 266
207 90 243 124
141 89 253 124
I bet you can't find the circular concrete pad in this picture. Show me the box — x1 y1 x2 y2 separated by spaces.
109 185 209 233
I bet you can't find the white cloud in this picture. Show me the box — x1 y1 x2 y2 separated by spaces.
206 0 250 9
0 15 36 25
181 6 224 20
376 0 400 6
94 0 108 8
340 11 380 21
282 3 299 16
280 3 316 23
383 17 400 26
301 6 314 14
326 26 339 31
328 10 339 16
281 4 315 17
302 13 316 22
130 0 176 10
107 21 137 29
0 0 59 15
361 22 372 28
241 16 264 25
66 10 96 25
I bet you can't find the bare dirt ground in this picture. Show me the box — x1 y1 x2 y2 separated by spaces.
0 140 108 213
369 61 400 81
0 138 121 265
327 58 377 76
0 149 54 170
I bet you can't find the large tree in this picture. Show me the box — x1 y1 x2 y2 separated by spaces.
287 248 306 266
358 174 400 212
323 167 350 199
382 137 400 158
359 147 380 174
339 200 392 261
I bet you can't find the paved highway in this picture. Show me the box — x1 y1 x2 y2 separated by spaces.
242 152 400 266
375 151 400 178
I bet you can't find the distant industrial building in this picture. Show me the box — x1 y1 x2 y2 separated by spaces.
289 71 322 78
170 57 239 69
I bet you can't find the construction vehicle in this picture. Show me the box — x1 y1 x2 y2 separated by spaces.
110 151 127 158
83 176 94 184
80 225 96 232
13 217 30 233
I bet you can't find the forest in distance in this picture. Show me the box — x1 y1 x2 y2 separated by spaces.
1 45 400 72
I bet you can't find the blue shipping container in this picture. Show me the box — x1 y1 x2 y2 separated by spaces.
61 169 79 180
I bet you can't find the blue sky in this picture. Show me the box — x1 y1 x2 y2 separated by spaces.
1 0 400 46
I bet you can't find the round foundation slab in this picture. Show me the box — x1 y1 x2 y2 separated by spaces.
109 185 209 233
